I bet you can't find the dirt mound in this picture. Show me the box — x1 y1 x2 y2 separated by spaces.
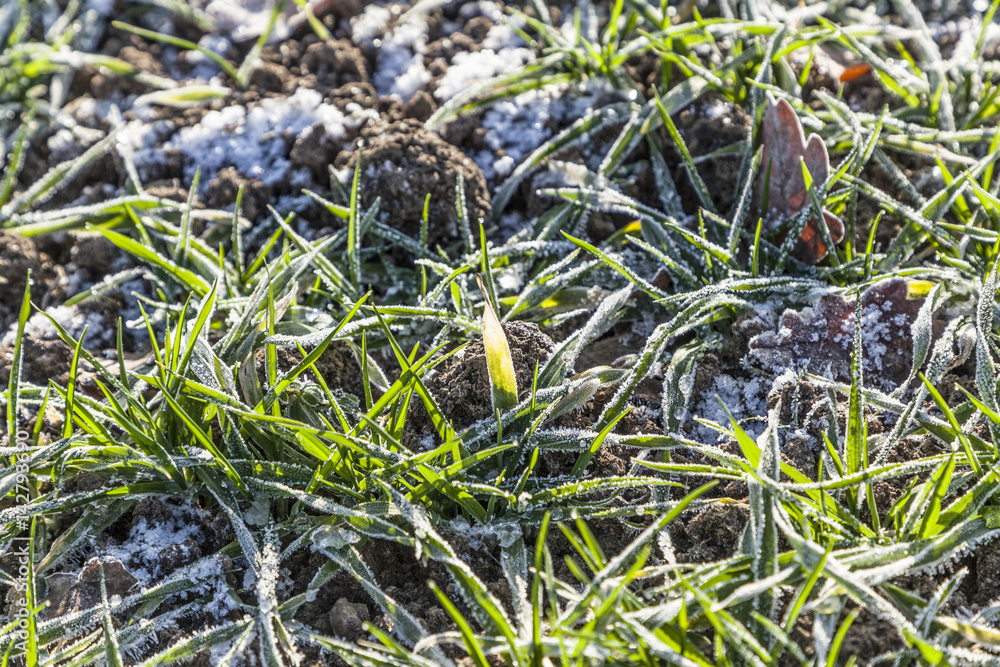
337 119 491 247
424 320 554 430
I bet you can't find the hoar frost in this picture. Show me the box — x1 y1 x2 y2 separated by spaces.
690 373 767 444
747 279 922 392
470 81 614 181
102 502 206 583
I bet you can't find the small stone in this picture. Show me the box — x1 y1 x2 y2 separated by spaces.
329 597 371 639
42 558 139 619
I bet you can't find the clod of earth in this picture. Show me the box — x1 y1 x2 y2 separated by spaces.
421 321 554 431
0 233 43 330
337 119 491 248
253 341 376 402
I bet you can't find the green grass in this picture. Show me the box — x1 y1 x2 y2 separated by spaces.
3 0 1000 664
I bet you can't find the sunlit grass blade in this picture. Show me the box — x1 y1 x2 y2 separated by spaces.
477 274 518 413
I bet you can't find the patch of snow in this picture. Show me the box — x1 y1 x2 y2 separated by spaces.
244 496 270 525
434 47 534 101
48 128 87 162
102 502 208 584
373 21 431 101
419 433 436 450
126 87 370 191
186 556 238 619
492 154 515 178
482 16 527 51
351 4 392 47
181 34 232 80
690 373 768 444
469 80 615 182
202 0 292 43
459 1 504 21
2 303 115 349
495 264 524 292
117 117 175 171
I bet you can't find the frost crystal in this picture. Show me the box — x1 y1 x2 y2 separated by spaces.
747 279 923 391
166 88 347 186
202 0 292 43
434 48 534 101
255 529 281 615
124 87 373 193
351 5 392 47
690 373 768 444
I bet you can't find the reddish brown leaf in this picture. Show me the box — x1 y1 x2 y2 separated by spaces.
754 96 843 264
840 63 872 82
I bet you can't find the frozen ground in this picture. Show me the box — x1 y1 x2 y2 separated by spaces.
4 0 1000 664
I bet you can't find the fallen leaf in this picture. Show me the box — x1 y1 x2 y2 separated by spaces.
755 96 845 263
840 63 872 83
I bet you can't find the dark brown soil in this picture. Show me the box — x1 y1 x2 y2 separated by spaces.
335 118 492 248
299 39 370 93
0 233 58 331
204 166 271 221
0 336 73 388
422 320 555 430
253 340 371 401
668 503 750 563
671 95 752 215
781 604 907 667
72 36 169 100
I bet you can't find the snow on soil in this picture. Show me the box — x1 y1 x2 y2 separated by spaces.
100 502 236 619
3 304 109 348
433 3 533 101
103 504 201 581
689 373 768 444
181 34 233 81
473 81 614 180
354 0 533 102
123 88 376 192
348 0 611 182
371 17 433 100
433 47 533 102
200 0 294 42
101 0 614 207
1 250 150 350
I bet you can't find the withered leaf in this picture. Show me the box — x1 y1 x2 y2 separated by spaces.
755 96 845 264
